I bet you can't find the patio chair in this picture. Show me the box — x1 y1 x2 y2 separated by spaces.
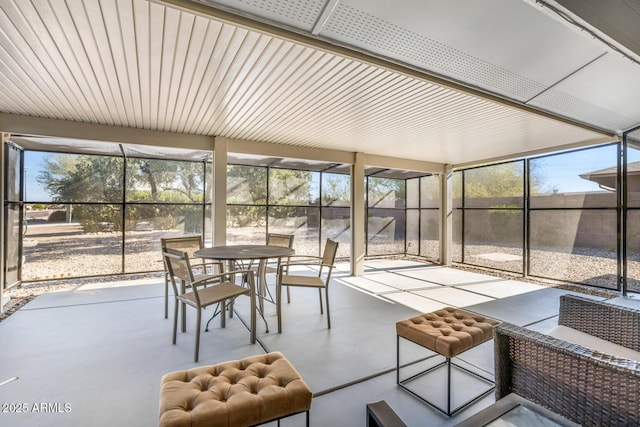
276 238 338 333
160 235 222 320
264 232 295 272
162 248 256 362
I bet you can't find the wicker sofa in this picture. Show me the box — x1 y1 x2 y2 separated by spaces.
494 294 640 427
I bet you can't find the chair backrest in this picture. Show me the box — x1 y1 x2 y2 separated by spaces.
322 239 339 266
267 233 295 248
163 248 194 288
161 235 213 273
163 248 207 306
160 235 203 260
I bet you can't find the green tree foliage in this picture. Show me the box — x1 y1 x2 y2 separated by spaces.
460 163 524 198
226 166 319 226
322 174 350 206
126 159 204 203
368 177 405 207
37 154 206 232
453 161 546 245
38 154 123 203
453 161 543 199
227 165 267 205
269 169 315 205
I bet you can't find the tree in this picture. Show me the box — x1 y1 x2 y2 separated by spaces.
322 174 350 206
126 159 205 203
453 161 544 199
226 165 319 227
38 154 123 203
37 154 206 232
368 177 405 208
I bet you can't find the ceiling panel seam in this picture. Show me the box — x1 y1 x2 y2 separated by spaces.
232 51 351 139
524 51 608 104
88 0 132 126
217 39 302 134
190 24 247 134
208 32 275 131
178 19 224 132
26 0 97 122
221 41 307 137
0 2 79 120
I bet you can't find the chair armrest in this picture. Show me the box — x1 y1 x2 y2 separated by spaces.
279 261 334 268
559 295 640 351
192 269 255 288
277 255 322 272
277 261 335 274
494 322 640 426
281 255 323 263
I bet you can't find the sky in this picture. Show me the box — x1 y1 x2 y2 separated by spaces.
531 144 621 193
23 151 53 202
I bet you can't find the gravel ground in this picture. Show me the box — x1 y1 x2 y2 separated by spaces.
3 224 632 322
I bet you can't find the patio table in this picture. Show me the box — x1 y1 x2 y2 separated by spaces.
194 245 295 332
454 393 581 427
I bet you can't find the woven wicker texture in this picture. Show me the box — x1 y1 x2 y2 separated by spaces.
494 295 640 427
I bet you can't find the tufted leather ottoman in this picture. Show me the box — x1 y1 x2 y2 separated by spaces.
158 352 312 427
396 307 499 416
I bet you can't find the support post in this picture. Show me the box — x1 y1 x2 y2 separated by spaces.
440 165 453 265
351 153 365 276
0 133 9 313
212 137 227 246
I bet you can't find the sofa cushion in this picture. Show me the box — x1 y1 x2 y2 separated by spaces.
547 325 640 361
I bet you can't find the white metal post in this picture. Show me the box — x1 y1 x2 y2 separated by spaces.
351 153 365 276
440 165 453 266
212 137 227 246
0 133 9 313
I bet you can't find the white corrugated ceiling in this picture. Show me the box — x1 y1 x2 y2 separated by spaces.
0 0 633 166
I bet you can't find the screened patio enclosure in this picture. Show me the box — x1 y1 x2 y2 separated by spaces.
2 135 442 287
3 0 640 309
6 131 640 296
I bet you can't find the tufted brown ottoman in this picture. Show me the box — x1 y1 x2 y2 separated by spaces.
159 352 312 427
396 307 499 416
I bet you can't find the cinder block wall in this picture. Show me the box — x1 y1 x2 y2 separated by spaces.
458 192 624 250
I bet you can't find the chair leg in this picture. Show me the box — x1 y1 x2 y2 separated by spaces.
325 288 330 329
220 300 226 328
181 280 187 333
164 273 169 319
250 291 257 344
287 286 291 303
318 288 323 314
172 300 178 345
277 282 283 333
195 309 201 362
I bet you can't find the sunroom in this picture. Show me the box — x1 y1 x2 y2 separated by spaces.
1 0 640 426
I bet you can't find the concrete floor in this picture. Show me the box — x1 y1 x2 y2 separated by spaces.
0 259 638 427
